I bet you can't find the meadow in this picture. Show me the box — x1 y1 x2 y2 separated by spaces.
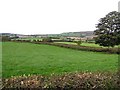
54 42 101 47
15 37 42 41
2 42 118 78
54 41 119 48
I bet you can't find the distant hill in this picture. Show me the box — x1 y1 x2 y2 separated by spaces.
0 33 19 36
61 31 94 37
0 31 94 37
0 33 12 36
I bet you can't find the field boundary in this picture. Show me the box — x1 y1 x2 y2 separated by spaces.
11 40 119 54
2 72 120 89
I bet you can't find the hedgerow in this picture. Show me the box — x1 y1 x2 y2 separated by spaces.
2 72 120 89
10 40 119 54
33 42 119 54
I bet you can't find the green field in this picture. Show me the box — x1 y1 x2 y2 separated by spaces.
15 37 42 41
54 42 119 48
54 42 103 47
2 42 118 78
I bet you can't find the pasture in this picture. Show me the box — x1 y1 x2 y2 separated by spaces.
54 42 119 48
15 37 42 41
2 42 118 78
54 42 104 47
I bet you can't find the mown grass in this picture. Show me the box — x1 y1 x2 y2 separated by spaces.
2 42 118 78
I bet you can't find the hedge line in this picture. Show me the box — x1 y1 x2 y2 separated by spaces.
2 72 120 89
11 40 119 54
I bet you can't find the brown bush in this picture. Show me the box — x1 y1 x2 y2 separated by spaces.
2 72 120 89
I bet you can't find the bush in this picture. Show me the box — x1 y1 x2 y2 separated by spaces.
0 36 11 42
2 72 120 89
77 40 82 46
42 37 53 42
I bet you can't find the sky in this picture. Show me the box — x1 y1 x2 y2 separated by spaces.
0 0 119 35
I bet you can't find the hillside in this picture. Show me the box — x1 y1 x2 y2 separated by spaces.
0 31 94 38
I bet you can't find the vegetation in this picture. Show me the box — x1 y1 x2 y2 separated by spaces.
2 72 120 89
15 37 42 41
11 40 119 53
2 42 118 78
54 42 77 45
2 11 120 89
42 37 53 42
94 11 120 47
74 40 82 46
54 42 118 48
0 36 11 42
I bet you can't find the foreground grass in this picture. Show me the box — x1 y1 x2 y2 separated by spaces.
2 42 118 78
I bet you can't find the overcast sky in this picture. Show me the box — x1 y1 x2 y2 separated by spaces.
0 0 119 34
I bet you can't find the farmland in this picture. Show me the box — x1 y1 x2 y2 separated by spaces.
2 42 118 78
54 42 101 47
15 37 42 41
54 42 119 48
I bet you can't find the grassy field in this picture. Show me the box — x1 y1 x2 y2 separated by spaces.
2 42 118 78
54 42 119 48
15 37 42 41
54 42 103 47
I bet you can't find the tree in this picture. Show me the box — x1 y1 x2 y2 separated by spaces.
42 37 53 42
77 40 82 46
74 39 82 46
94 11 120 47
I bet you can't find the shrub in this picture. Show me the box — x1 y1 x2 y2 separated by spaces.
42 37 53 42
77 40 82 46
2 72 120 89
1 36 11 42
